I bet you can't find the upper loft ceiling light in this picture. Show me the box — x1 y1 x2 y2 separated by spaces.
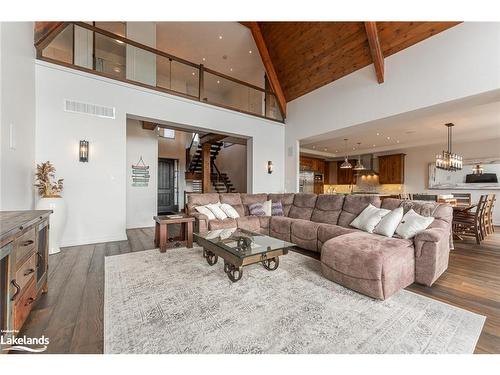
340 139 352 169
435 123 463 171
353 143 365 171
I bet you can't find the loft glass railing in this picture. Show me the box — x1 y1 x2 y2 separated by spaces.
37 22 284 122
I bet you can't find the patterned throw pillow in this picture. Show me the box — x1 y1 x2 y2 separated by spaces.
271 201 284 216
249 202 266 216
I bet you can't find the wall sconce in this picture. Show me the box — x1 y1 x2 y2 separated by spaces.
267 161 273 174
79 140 89 162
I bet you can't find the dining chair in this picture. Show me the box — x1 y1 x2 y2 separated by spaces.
453 194 488 244
451 192 472 206
485 194 496 235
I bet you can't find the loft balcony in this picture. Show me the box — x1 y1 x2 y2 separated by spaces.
35 22 284 123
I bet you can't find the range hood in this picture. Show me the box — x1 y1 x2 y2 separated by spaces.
354 154 378 176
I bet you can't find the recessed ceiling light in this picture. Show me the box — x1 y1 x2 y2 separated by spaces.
312 146 316 149
192 72 195 76
324 148 328 151
115 39 124 44
396 140 400 143
376 132 380 136
386 136 391 140
249 50 252 54
230 68 233 72
218 35 223 40
217 80 220 84
202 57 206 62
352 147 356 150
335 150 338 153
372 144 376 147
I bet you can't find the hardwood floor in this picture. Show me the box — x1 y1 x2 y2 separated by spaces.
18 227 500 354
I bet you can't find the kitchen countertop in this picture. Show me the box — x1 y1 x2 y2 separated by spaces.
0 210 52 247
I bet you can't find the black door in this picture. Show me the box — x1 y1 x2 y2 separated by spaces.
158 158 178 214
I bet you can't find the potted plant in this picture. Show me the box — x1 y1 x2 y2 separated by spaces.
35 161 65 254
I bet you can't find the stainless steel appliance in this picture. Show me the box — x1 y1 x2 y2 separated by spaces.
299 171 315 193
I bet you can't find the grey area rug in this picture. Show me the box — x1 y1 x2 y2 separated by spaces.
104 247 485 354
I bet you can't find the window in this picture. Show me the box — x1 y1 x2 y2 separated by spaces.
159 128 175 139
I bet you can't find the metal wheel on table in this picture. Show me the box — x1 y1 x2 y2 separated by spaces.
261 256 279 271
224 261 243 282
203 248 218 265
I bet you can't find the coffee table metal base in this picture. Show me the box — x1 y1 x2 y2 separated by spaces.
201 246 282 282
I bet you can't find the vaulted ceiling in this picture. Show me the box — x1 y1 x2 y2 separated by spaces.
256 22 460 102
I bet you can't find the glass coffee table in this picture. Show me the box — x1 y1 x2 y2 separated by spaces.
194 228 295 282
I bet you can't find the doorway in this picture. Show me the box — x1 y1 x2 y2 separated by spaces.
158 158 179 214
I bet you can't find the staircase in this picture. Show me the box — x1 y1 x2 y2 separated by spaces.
186 138 237 193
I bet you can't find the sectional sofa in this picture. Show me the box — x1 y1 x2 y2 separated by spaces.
186 193 453 300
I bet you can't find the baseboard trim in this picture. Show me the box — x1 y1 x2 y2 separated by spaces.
61 233 128 248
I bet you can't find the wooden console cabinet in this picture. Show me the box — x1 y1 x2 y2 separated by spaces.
0 210 51 350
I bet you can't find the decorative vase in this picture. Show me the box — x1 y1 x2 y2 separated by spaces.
36 196 66 255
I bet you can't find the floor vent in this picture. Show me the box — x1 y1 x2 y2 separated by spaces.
64 99 116 119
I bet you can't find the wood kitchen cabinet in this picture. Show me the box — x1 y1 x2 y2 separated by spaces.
378 154 405 184
336 159 357 185
300 155 326 174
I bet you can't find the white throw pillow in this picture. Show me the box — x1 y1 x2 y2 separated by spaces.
350 204 390 233
373 207 404 237
395 209 434 239
262 200 272 216
194 205 216 220
206 203 228 220
220 203 240 219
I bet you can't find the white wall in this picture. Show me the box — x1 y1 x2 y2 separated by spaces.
285 22 500 192
0 22 36 210
35 60 284 246
391 138 500 224
126 119 158 229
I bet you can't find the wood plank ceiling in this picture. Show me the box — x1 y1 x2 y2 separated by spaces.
257 22 460 102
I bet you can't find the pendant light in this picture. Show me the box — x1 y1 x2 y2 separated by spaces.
472 164 484 175
353 143 365 171
340 139 352 169
435 123 463 171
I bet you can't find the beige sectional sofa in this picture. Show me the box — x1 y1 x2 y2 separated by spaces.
186 193 453 300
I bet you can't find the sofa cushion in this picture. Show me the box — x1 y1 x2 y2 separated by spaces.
288 193 317 220
187 193 220 214
258 216 271 235
317 224 357 248
249 202 266 216
271 201 284 216
311 194 345 224
395 209 434 239
321 231 414 299
337 195 381 228
236 216 261 232
269 216 295 242
350 204 390 233
268 193 295 216
219 193 245 217
208 218 237 230
290 219 321 252
241 193 268 215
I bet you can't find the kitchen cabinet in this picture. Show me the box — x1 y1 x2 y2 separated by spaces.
378 154 405 184
300 155 326 174
336 159 357 185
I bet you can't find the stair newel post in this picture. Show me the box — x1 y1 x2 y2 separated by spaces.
202 142 211 193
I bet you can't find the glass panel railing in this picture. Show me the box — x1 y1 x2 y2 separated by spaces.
38 22 284 122
42 23 73 64
203 70 265 117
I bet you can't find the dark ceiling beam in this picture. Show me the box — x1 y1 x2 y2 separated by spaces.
241 22 287 118
199 133 226 144
142 122 157 130
364 22 385 84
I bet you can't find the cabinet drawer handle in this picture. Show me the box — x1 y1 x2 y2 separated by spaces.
22 240 34 247
24 268 35 276
11 280 21 301
25 297 35 306
36 252 42 267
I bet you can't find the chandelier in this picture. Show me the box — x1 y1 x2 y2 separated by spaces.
435 123 462 171
340 139 352 169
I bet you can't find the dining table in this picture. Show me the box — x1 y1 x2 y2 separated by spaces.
451 203 477 240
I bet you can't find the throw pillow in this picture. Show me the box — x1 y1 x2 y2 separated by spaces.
262 200 272 216
395 209 434 239
373 207 404 237
350 204 390 233
194 205 216 220
206 203 228 220
271 201 284 216
220 203 240 219
249 202 266 216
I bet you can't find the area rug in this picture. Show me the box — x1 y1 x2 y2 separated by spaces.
104 247 485 354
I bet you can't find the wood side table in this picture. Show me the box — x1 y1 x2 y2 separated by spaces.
153 214 195 253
